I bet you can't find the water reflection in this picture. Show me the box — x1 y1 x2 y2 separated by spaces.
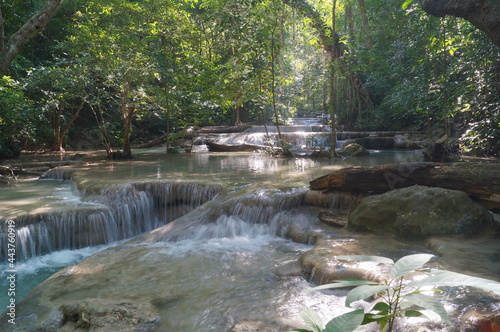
1 149 423 219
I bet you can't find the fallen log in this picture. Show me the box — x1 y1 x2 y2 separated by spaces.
198 125 251 134
310 162 500 212
206 142 266 152
135 136 165 148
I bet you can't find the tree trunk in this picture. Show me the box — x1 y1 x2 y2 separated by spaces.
329 0 338 158
122 105 134 159
89 103 113 157
309 162 500 212
357 0 373 47
0 0 62 76
52 99 85 152
120 80 134 159
52 107 62 151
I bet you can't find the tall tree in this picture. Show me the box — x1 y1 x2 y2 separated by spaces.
67 0 155 159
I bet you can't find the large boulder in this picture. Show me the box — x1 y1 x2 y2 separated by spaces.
347 185 498 240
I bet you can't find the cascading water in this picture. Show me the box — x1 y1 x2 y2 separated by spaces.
0 149 498 332
0 182 223 261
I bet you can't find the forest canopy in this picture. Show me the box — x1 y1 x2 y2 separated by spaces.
0 0 499 158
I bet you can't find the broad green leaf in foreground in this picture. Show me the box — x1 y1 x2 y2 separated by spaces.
403 293 452 325
390 254 434 279
324 309 365 332
346 285 390 307
312 279 379 291
408 270 500 293
335 255 395 264
299 309 324 332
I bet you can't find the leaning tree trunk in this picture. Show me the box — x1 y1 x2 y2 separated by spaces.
422 0 500 47
0 0 62 76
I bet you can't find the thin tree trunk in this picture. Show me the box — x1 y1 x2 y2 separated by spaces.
357 0 373 47
163 83 172 152
120 80 134 159
0 6 5 54
258 72 274 151
52 99 85 151
89 103 113 157
122 105 134 159
0 0 62 76
270 18 283 147
329 0 338 158
52 107 62 151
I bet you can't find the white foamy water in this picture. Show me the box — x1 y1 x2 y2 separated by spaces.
0 243 120 309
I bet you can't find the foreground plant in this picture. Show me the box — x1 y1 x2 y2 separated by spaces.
292 254 500 332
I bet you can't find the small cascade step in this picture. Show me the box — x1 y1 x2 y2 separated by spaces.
0 182 223 261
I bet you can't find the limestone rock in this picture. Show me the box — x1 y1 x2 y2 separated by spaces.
338 143 370 157
300 238 391 285
352 136 394 149
477 313 500 332
394 134 422 149
273 260 303 277
230 320 289 332
318 210 347 227
347 185 498 240
286 222 323 245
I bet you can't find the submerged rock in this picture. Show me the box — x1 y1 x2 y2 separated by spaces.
230 320 289 332
299 238 393 285
347 185 498 240
338 143 369 157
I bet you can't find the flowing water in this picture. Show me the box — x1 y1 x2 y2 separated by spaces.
0 145 499 331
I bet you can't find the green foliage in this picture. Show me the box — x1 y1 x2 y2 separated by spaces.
0 76 35 157
2 0 499 155
292 254 500 332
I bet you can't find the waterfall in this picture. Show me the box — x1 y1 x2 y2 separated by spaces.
0 182 223 261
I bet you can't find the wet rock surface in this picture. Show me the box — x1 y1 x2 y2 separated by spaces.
318 210 347 227
347 185 498 240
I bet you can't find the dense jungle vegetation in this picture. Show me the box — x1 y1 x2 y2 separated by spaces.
0 0 499 159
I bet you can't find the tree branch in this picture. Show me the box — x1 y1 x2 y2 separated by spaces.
422 0 500 47
0 0 62 76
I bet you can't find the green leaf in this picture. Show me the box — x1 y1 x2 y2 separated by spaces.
371 301 390 313
403 310 424 317
362 313 391 325
402 0 414 10
324 309 365 332
403 293 452 325
390 254 434 279
335 255 394 264
312 279 379 291
408 270 500 293
299 310 324 332
345 285 389 307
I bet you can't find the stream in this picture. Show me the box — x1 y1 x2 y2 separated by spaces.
0 145 499 331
